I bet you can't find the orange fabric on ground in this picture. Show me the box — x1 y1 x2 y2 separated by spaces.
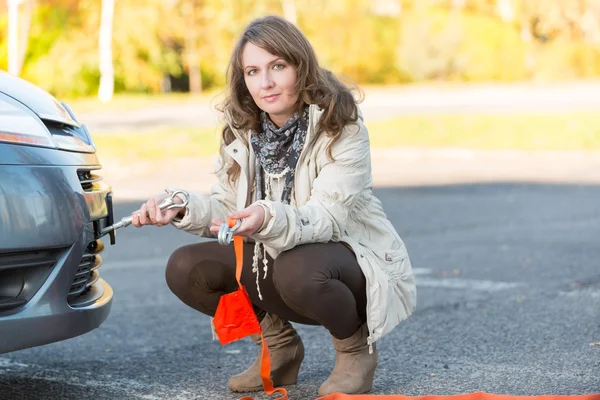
317 392 600 400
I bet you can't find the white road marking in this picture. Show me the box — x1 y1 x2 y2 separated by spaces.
413 267 523 291
559 289 600 298
417 277 523 291
413 268 433 275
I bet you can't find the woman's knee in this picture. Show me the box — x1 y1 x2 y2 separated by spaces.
166 242 237 300
165 244 197 296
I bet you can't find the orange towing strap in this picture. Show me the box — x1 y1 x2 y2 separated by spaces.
212 219 287 400
317 392 600 399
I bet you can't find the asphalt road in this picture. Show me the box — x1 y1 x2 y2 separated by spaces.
1 183 600 399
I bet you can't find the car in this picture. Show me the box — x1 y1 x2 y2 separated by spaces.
0 71 115 354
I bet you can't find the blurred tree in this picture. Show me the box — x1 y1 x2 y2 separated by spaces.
516 0 600 79
109 0 182 92
496 0 515 23
397 5 463 81
2 0 599 97
159 0 283 93
98 0 115 102
7 0 19 75
280 0 297 24
300 0 404 83
452 0 465 9
397 2 526 81
520 0 600 43
182 0 202 93
371 0 402 16
7 0 33 76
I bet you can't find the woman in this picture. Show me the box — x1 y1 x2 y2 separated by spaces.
132 15 416 396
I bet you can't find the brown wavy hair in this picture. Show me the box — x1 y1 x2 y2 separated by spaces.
218 15 362 183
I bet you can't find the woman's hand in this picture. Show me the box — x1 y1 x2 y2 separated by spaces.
209 204 266 237
131 193 185 228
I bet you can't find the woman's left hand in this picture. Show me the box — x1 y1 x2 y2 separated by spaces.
209 204 266 237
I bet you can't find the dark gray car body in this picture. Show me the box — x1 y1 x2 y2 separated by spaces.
0 71 114 353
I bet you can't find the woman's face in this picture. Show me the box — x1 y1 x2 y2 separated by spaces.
242 42 299 128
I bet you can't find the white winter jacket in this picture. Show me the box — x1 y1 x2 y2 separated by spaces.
172 104 417 346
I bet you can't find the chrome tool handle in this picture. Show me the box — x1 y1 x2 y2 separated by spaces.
100 188 189 236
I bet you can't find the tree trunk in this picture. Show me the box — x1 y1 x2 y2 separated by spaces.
580 0 600 43
185 0 202 94
371 0 402 16
496 0 515 23
7 0 22 76
16 0 34 75
186 45 202 94
98 0 116 103
520 6 536 78
281 0 297 24
451 0 465 9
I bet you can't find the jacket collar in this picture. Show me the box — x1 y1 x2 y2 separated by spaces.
223 103 365 159
224 104 324 159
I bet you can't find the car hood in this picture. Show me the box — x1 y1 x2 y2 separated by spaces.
0 71 80 128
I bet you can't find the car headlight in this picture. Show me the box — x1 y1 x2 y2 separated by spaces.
0 93 57 149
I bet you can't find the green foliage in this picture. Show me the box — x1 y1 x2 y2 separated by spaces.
397 8 464 81
300 1 405 84
456 10 527 81
24 5 70 66
398 7 526 82
0 14 7 70
22 32 100 97
534 39 600 80
2 0 600 97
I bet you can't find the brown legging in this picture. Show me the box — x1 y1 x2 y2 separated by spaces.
165 240 367 339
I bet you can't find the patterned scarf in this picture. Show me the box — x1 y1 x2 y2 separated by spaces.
250 106 309 204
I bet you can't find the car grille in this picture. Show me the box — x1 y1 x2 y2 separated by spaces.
0 249 62 312
77 168 103 192
67 240 104 307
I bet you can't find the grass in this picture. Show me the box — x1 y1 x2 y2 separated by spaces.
367 112 600 150
93 126 222 159
92 111 600 161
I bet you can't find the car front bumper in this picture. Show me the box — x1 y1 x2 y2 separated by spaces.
0 160 115 354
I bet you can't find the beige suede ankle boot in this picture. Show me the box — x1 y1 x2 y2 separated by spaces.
228 313 304 392
318 324 378 396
